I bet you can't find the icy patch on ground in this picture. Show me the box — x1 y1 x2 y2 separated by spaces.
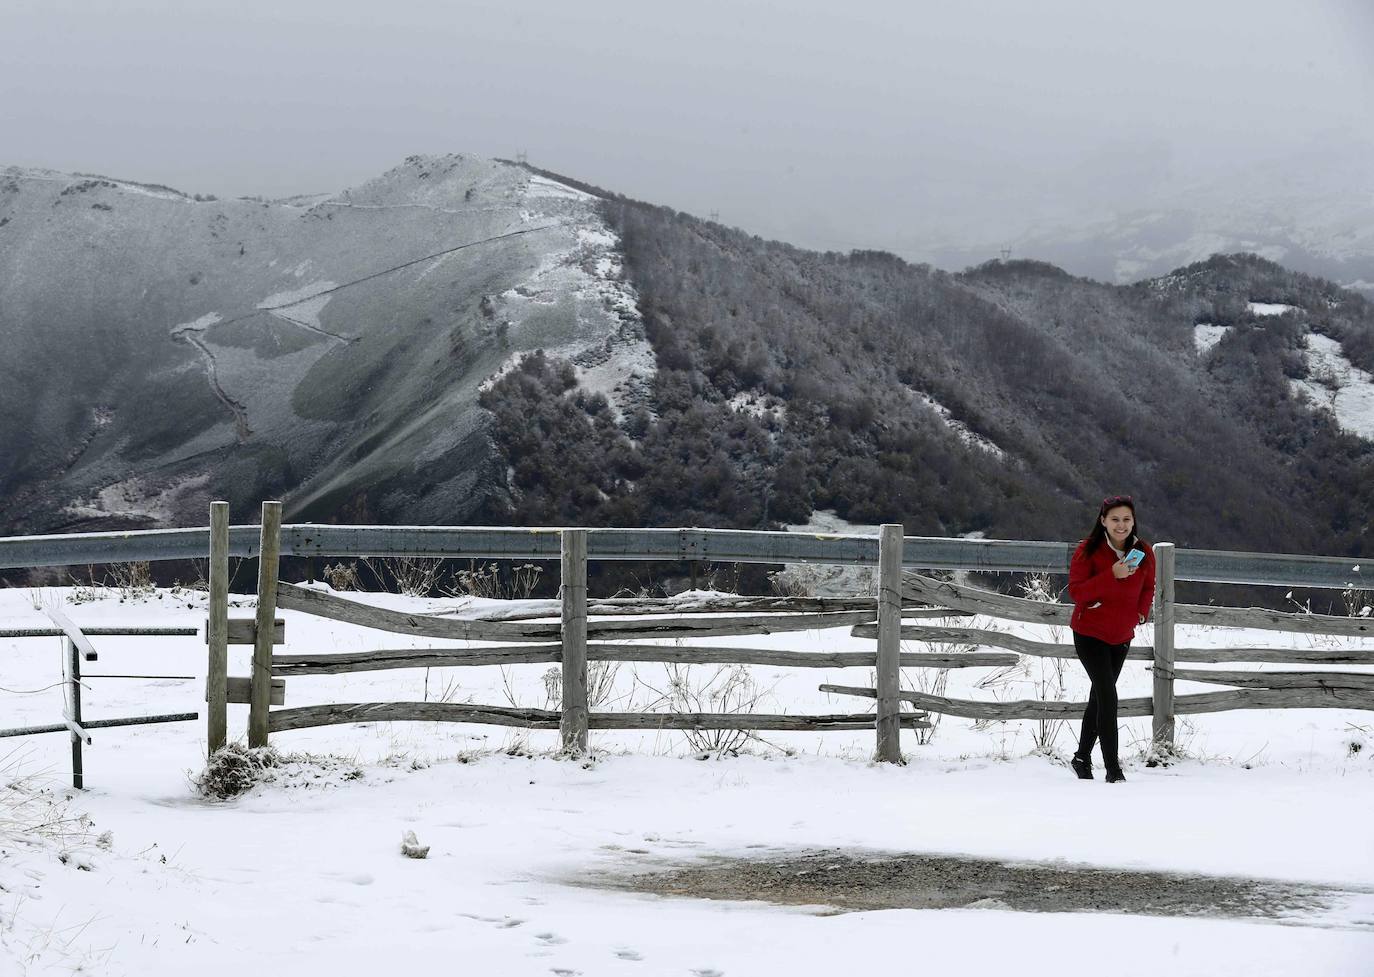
1194 323 1230 354
1292 332 1374 440
1249 302 1297 317
526 175 594 201
913 393 1005 458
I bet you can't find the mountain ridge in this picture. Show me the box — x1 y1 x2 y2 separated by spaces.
4 156 1374 569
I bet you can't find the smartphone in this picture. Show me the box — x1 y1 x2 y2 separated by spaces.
1124 548 1145 568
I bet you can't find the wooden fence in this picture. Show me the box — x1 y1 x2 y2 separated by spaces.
5 503 1374 766
197 506 1374 762
826 545 1374 752
213 511 953 757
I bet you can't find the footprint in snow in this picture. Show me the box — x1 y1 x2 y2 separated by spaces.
614 948 643 961
691 969 723 977
535 932 568 946
551 969 581 976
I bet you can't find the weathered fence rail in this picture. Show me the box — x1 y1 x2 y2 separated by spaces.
820 684 1374 719
267 702 931 734
856 623 1374 664
271 645 1018 676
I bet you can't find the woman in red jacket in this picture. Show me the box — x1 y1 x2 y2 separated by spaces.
1067 495 1156 783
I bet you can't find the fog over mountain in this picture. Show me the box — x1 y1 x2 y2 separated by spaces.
5 1 1371 293
920 141 1374 297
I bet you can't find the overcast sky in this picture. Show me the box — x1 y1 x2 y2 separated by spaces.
5 0 1372 259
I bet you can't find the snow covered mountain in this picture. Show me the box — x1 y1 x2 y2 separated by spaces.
5 155 1374 565
0 156 648 532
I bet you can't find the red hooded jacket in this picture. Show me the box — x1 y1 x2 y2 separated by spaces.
1068 538 1156 645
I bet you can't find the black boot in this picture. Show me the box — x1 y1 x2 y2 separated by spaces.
1070 755 1093 780
1105 767 1126 783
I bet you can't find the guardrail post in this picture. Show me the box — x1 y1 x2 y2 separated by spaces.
560 528 589 755
1152 542 1176 755
67 637 84 789
249 501 282 749
207 501 230 754
875 524 904 764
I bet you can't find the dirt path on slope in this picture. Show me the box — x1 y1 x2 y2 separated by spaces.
578 848 1374 930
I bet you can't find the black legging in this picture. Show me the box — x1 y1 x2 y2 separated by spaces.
1072 631 1130 769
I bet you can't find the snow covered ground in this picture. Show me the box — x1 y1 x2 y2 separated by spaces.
2 585 1372 975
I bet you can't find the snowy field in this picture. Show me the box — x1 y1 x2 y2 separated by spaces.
2 585 1372 976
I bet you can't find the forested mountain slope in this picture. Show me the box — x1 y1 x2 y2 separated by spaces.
0 156 640 533
481 182 1374 556
5 155 1373 565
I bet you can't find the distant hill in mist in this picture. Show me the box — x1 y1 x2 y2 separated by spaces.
928 158 1374 298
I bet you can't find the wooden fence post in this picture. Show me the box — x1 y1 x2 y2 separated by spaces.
207 501 230 754
875 524 904 764
560 529 589 755
249 501 282 749
1152 542 1176 754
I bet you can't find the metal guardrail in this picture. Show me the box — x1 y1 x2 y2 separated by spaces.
0 523 1369 590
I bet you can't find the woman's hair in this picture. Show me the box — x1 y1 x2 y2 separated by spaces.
1083 494 1147 556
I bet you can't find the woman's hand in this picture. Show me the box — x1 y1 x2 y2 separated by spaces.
1111 559 1136 579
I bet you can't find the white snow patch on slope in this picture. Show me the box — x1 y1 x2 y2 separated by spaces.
915 393 1005 458
106 179 188 202
574 327 657 423
257 281 338 332
483 195 652 421
526 175 594 201
1249 302 1297 317
577 227 616 249
777 510 881 596
728 392 786 422
170 311 222 335
1292 333 1374 440
1194 323 1230 354
64 473 210 523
